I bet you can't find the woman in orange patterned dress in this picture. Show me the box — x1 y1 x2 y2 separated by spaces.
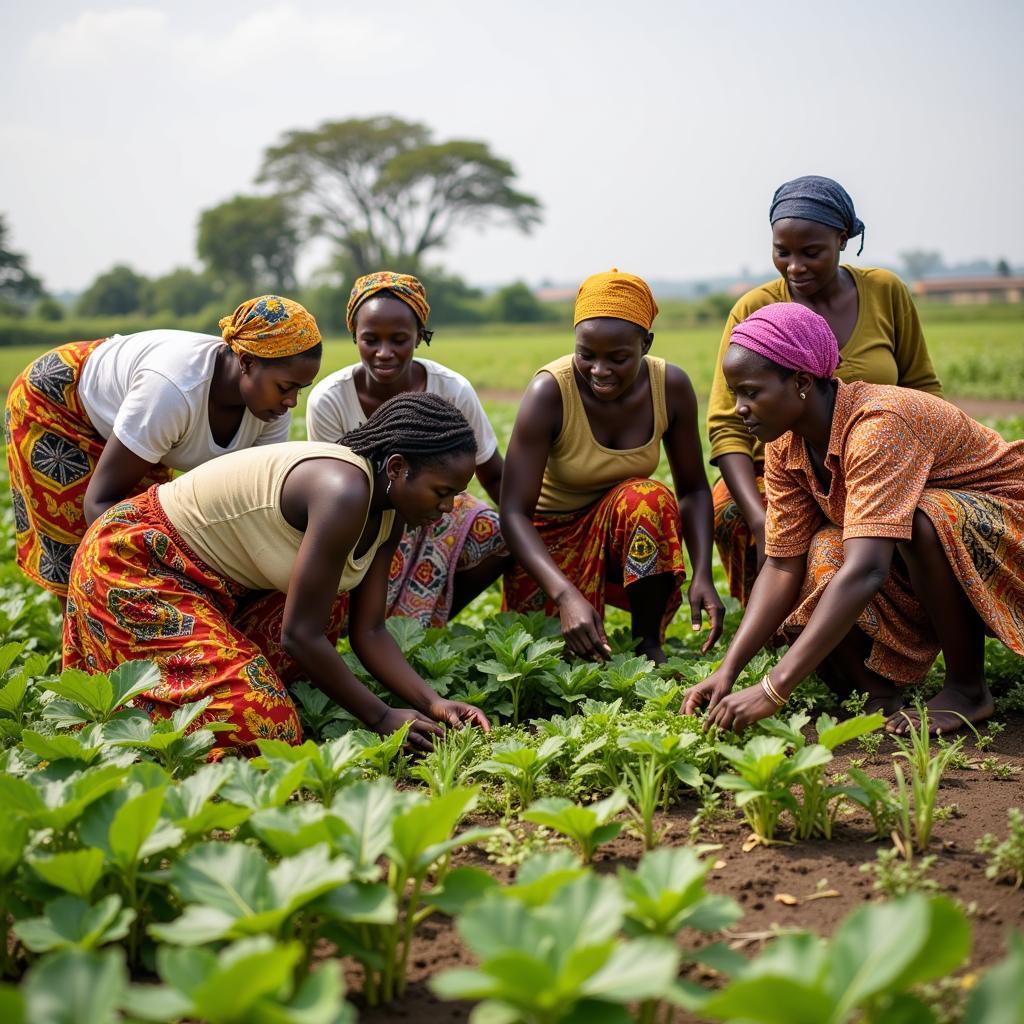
501 269 724 664
684 303 1024 735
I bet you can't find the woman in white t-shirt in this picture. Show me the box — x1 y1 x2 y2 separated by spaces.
5 294 322 602
305 271 508 627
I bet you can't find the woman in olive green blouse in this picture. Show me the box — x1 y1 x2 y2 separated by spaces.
707 175 943 605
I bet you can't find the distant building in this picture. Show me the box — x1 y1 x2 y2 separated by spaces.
913 277 1024 304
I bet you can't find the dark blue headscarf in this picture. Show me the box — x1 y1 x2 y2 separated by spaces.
769 175 866 255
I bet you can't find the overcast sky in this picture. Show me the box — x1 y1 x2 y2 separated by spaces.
3 0 1022 292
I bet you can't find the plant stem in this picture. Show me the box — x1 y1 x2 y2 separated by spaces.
398 874 426 998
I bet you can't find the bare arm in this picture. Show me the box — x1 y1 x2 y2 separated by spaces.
499 374 610 660
85 437 164 524
662 365 724 650
474 450 504 507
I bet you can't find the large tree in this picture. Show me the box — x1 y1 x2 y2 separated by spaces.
197 194 301 294
76 265 148 316
0 215 45 315
257 116 542 275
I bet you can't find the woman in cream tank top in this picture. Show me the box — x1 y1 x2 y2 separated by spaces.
501 269 724 664
63 393 490 757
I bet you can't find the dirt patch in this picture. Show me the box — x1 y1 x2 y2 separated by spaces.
947 396 1024 420
350 716 1024 1022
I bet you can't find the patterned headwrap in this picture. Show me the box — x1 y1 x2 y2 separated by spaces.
729 303 841 379
573 268 659 330
346 271 431 335
219 295 321 359
769 175 866 255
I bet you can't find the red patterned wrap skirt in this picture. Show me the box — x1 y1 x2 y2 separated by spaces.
63 486 303 757
502 478 687 640
5 339 172 596
711 472 766 607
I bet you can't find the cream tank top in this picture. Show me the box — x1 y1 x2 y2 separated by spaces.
158 442 395 593
537 355 668 513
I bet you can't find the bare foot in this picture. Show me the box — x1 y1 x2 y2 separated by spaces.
885 683 994 736
864 693 905 717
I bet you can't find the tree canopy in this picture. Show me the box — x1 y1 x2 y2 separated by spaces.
197 194 301 294
76 264 148 316
257 116 542 275
0 215 45 315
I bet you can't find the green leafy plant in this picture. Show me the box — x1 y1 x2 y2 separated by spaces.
891 705 965 855
522 790 627 864
975 806 1024 889
617 731 703 849
40 661 159 727
408 724 482 797
860 847 939 897
964 932 1024 1024
477 624 563 723
13 894 134 953
845 767 900 839
431 870 681 1023
476 735 566 811
104 697 233 776
697 895 972 1023
123 937 355 1024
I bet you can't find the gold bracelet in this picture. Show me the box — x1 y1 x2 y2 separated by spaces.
760 674 786 708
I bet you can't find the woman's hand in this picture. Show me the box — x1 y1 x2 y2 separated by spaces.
555 587 612 661
687 575 725 653
372 707 444 753
680 665 736 718
429 699 491 733
704 683 781 733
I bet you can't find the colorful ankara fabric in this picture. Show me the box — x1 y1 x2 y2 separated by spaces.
711 473 766 605
503 478 687 641
346 272 431 334
765 381 1024 678
573 269 659 330
5 340 172 596
63 487 302 757
218 295 321 359
730 302 841 379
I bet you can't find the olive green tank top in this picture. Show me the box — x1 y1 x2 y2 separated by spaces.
537 354 668 513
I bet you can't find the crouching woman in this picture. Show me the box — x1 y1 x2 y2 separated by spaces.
63 393 490 756
684 303 1024 735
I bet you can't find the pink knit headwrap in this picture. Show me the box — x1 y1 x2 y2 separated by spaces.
729 303 840 378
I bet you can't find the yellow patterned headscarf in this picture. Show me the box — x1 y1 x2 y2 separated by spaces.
573 268 659 331
219 295 321 359
346 271 431 334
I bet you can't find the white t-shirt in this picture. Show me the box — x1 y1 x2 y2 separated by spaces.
78 330 290 470
305 357 498 465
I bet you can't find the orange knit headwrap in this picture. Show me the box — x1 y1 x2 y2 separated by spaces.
346 271 431 334
573 268 658 331
219 295 321 359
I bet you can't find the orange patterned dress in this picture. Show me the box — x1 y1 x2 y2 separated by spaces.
764 381 1024 683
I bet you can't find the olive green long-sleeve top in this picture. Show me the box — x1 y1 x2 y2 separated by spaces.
707 265 943 465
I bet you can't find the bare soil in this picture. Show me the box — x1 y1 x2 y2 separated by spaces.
352 715 1024 1023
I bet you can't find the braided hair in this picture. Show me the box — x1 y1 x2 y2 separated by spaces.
340 392 477 475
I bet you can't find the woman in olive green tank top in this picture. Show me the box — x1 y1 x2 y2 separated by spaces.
501 269 724 664
63 394 490 757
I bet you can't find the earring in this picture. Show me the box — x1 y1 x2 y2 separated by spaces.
799 392 807 400
386 478 393 496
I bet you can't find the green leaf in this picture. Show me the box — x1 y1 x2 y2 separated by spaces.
816 712 885 751
428 866 501 915
319 881 397 925
29 849 106 898
20 730 103 765
22 948 128 1024
14 895 134 952
700 976 834 1023
964 933 1024 1024
0 811 28 877
830 896 969 1013
108 786 183 867
330 779 403 876
0 640 27 676
0 986 24 1024
580 936 680 1001
190 938 302 1022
